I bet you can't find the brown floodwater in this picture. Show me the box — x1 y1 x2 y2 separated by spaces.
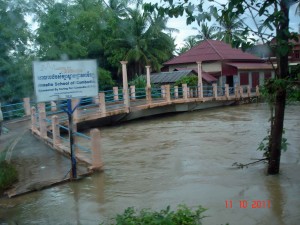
0 103 299 225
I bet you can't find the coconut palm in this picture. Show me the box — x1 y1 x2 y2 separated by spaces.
192 23 218 41
214 11 246 46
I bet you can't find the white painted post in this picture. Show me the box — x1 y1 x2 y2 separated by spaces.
31 107 37 131
50 101 57 112
120 61 130 107
234 84 238 98
256 85 260 96
182 84 188 100
113 87 119 101
247 85 251 97
161 85 165 99
130 85 136 100
37 102 45 113
225 84 229 98
146 65 151 88
90 129 103 170
93 95 100 105
174 86 179 99
239 86 244 98
23 97 31 116
52 115 61 146
165 84 171 102
212 83 218 98
197 61 203 98
99 92 106 116
146 87 152 103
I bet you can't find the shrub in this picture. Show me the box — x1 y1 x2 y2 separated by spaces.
0 161 18 193
107 205 207 225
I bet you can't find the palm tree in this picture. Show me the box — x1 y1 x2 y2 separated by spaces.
192 22 218 41
105 1 175 78
214 11 246 46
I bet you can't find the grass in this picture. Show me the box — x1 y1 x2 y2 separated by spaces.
0 150 18 194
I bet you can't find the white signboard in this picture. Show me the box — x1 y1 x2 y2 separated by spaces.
33 60 98 102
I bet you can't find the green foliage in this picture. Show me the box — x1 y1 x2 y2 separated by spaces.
108 205 207 225
0 160 18 193
175 75 198 87
129 75 147 89
257 129 289 158
98 68 116 91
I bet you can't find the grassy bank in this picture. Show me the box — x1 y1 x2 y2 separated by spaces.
0 150 18 194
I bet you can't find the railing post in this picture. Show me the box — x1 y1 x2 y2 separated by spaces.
174 86 179 99
256 85 260 96
71 98 80 122
146 87 152 103
197 61 203 99
239 86 244 98
235 84 240 98
165 84 171 102
130 85 136 100
90 129 103 171
31 107 37 131
182 84 188 100
113 87 119 101
93 94 100 105
23 97 31 116
52 115 61 146
225 84 229 99
146 65 151 88
212 83 218 98
161 85 165 99
50 101 57 112
120 61 130 108
247 85 251 97
38 103 47 138
99 92 106 116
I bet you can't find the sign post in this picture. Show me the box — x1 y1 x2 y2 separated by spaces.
33 60 99 180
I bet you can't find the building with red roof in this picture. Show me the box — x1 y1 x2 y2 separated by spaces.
163 39 275 88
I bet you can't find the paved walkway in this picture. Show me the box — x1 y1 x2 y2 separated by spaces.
1 119 89 197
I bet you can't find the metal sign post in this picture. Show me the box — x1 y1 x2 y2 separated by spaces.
64 99 79 180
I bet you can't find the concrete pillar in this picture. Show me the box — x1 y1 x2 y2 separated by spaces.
23 97 31 116
130 85 136 100
248 72 252 88
39 110 47 138
239 86 244 97
197 61 203 98
187 87 190 98
90 129 103 170
259 71 264 86
182 84 188 100
146 87 152 103
256 85 260 96
247 85 251 97
120 61 130 107
50 101 57 112
174 86 179 98
146 65 151 88
93 95 100 105
225 84 229 98
37 102 45 113
161 85 165 99
31 107 37 131
52 115 61 146
212 83 218 98
235 84 240 98
71 98 80 121
113 87 119 101
165 84 171 102
99 92 106 115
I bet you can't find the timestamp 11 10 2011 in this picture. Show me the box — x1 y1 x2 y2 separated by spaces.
225 200 271 209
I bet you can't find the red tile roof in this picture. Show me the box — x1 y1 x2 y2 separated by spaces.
164 40 263 65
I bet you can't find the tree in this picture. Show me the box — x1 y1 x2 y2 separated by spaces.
192 22 218 42
0 0 32 102
176 36 198 55
144 0 300 175
105 1 175 79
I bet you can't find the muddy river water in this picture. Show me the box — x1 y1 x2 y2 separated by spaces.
0 103 299 225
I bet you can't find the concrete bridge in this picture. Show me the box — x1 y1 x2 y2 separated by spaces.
29 82 259 171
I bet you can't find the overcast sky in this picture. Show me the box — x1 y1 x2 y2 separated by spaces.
143 0 300 48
